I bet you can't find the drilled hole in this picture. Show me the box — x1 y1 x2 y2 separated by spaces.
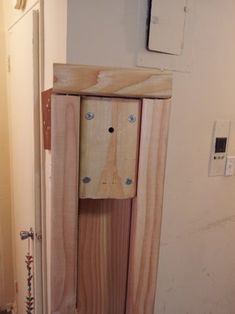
108 127 114 133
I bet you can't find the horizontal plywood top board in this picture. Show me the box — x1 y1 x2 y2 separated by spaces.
53 63 172 98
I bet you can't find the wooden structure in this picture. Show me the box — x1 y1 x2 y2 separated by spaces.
48 63 172 314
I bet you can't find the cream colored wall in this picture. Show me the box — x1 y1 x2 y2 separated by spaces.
43 0 67 89
0 0 14 308
67 0 235 313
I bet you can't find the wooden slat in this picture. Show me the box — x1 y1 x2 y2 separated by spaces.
80 97 141 199
126 98 171 314
51 95 80 314
41 88 52 150
77 199 131 314
53 63 172 98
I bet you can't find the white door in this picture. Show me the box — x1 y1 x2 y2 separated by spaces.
8 7 42 314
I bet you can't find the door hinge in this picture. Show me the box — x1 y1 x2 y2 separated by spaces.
41 88 52 150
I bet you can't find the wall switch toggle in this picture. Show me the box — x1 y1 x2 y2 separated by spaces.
225 156 235 176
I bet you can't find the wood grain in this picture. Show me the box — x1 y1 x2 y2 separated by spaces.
53 63 172 99
80 96 141 199
51 95 80 314
126 98 171 314
77 199 132 314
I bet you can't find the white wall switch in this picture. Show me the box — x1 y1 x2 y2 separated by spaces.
209 120 231 176
225 156 235 176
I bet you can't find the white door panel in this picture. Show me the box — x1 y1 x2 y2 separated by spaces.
8 7 42 314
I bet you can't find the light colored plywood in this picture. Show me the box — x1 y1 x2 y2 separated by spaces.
53 63 172 98
51 95 80 314
80 96 141 199
77 199 132 314
126 98 171 314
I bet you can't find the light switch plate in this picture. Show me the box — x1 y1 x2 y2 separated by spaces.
225 156 235 176
209 120 231 177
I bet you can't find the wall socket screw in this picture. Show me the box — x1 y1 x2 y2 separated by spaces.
85 112 95 120
83 176 91 184
125 178 133 185
128 114 136 123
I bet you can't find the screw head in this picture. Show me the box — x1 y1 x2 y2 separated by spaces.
125 178 133 185
128 114 136 123
85 112 95 120
83 176 91 184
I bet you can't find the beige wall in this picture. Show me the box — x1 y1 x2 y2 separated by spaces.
67 0 235 313
0 0 14 308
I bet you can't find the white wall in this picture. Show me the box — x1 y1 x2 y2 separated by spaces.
67 0 235 313
0 0 14 308
44 0 67 89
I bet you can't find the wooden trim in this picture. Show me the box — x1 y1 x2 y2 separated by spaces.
53 63 172 99
126 98 171 314
32 9 44 314
51 95 80 313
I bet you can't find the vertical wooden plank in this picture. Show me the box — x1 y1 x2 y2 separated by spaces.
77 199 132 314
51 95 80 314
126 99 171 314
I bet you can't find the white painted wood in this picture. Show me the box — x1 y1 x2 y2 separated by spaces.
0 2 14 307
148 0 187 55
8 7 42 313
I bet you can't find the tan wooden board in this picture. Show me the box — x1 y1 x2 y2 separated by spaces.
77 199 131 314
126 98 171 314
51 95 80 314
53 63 172 98
79 96 141 199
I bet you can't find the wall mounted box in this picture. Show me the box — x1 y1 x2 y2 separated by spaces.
148 0 187 55
49 64 172 314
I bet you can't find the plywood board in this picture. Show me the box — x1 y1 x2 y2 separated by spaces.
80 96 141 199
51 95 80 314
53 63 172 98
77 199 131 314
126 98 171 314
